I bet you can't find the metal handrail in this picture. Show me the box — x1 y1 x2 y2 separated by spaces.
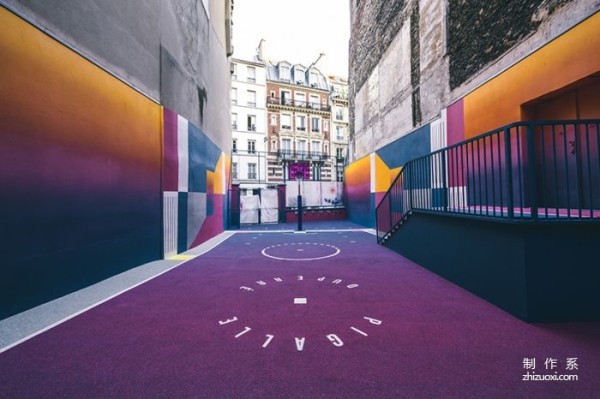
375 119 600 243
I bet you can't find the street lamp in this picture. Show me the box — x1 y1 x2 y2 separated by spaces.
296 172 303 232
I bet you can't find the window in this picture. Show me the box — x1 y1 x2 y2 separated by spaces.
295 69 305 84
281 90 292 106
231 113 238 130
280 65 290 82
232 139 237 153
281 114 292 130
294 92 306 107
297 140 306 155
231 88 237 105
232 162 238 179
282 138 292 155
336 126 344 141
312 164 321 181
311 141 320 156
311 117 320 133
231 63 237 80
336 107 343 121
247 66 256 83
270 114 277 126
336 147 344 159
310 94 319 109
296 115 306 131
323 121 329 131
309 72 319 87
248 163 257 180
248 140 256 154
337 167 344 182
247 90 256 107
247 115 256 131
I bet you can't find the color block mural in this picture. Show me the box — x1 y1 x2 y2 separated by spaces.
345 126 433 228
162 108 228 257
0 7 162 318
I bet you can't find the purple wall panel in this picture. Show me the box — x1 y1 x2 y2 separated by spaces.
447 99 464 147
163 108 179 191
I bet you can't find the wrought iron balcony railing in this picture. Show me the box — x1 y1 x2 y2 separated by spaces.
266 96 331 112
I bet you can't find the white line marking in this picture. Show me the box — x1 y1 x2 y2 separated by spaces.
294 298 307 304
0 231 235 354
261 243 341 261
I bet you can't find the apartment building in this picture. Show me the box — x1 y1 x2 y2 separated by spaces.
265 61 334 182
230 58 268 194
329 75 350 182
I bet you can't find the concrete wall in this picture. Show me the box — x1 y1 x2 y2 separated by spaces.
1 0 231 151
0 1 232 318
346 0 600 228
386 213 600 322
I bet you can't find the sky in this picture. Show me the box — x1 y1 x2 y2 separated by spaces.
231 0 351 78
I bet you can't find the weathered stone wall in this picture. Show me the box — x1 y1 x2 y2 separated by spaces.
349 0 598 160
350 0 445 158
447 0 573 89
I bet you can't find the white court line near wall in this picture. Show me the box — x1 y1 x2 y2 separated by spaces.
0 231 235 354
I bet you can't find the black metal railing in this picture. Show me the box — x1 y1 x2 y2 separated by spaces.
375 119 600 243
267 96 331 112
277 150 330 162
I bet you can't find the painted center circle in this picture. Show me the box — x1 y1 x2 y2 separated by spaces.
261 243 341 261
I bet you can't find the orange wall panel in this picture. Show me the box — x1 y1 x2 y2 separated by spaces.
464 12 600 138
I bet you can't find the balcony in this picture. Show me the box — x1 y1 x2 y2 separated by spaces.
266 96 331 112
275 150 330 162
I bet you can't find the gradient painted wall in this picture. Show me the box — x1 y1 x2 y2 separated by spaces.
0 7 229 319
344 155 373 227
0 7 162 318
463 12 600 138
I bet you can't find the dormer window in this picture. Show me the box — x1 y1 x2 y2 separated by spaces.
280 65 291 82
309 71 319 87
295 69 305 85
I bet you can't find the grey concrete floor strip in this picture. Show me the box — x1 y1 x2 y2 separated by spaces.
0 231 234 353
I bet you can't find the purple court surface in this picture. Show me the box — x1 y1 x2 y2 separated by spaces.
1 230 599 398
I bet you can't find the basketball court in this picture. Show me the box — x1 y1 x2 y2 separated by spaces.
1 227 599 398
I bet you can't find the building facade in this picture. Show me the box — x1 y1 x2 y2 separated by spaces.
230 58 268 195
329 76 350 182
346 0 600 227
265 61 334 183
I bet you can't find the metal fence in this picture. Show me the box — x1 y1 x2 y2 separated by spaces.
376 119 600 243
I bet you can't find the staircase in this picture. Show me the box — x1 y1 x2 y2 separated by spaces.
375 119 600 244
